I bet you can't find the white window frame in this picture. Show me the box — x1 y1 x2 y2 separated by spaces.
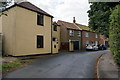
96 34 98 38
85 32 89 37
69 30 74 36
78 31 81 37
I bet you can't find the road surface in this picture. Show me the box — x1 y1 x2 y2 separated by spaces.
3 50 110 78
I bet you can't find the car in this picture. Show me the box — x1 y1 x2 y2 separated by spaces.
86 44 98 51
98 45 107 50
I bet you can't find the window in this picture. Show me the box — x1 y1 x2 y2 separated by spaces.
54 45 56 48
53 38 58 43
37 13 44 26
85 32 89 37
37 36 44 48
86 41 89 45
95 41 98 45
78 31 81 37
53 38 56 41
91 41 95 44
53 24 57 31
95 34 98 38
69 30 74 36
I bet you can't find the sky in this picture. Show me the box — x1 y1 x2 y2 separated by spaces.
28 0 90 26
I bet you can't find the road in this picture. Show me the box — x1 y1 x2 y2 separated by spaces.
3 50 110 78
0 39 2 80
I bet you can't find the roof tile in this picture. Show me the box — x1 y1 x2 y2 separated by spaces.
57 20 80 30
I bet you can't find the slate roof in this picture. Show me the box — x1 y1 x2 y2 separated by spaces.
5 2 53 17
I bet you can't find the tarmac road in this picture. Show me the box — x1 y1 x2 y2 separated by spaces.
3 50 110 78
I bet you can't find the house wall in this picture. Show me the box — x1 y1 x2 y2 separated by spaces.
60 25 68 43
68 29 81 41
59 25 69 51
2 6 52 56
69 41 74 52
2 7 16 55
0 17 2 33
99 35 109 46
68 29 81 49
82 31 100 49
52 25 60 53
0 17 2 46
60 28 81 51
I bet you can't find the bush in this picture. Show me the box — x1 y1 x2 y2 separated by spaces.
109 4 120 65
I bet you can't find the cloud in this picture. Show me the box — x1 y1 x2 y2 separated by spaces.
28 0 90 26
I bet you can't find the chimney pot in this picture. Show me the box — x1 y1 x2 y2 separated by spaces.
73 17 76 23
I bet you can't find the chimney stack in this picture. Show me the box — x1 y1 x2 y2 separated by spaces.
73 17 76 23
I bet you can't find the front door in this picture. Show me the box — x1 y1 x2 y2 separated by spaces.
74 41 79 50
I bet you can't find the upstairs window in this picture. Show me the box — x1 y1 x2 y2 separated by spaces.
37 36 44 48
85 32 89 37
53 25 57 31
78 31 81 37
95 34 98 38
69 30 74 36
37 13 44 26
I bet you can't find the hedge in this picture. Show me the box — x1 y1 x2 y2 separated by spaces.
109 4 120 65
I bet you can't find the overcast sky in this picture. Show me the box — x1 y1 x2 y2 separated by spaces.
28 0 90 26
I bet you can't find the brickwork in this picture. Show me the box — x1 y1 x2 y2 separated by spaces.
81 31 100 49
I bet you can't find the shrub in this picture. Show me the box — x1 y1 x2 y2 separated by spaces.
109 4 120 65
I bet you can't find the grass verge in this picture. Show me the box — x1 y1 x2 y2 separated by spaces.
2 60 32 74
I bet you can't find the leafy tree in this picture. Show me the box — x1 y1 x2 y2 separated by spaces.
0 1 12 16
0 2 8 16
87 2 119 37
109 4 120 65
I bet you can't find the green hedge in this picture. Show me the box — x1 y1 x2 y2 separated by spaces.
109 4 120 65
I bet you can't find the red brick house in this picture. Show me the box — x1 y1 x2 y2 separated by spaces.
99 35 109 47
57 20 82 51
57 17 107 51
76 23 100 50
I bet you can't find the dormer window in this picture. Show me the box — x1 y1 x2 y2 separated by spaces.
37 13 44 26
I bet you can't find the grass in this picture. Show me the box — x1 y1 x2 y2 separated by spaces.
2 60 32 73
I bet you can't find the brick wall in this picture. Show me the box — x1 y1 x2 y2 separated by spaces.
99 35 109 45
81 31 100 49
60 42 69 51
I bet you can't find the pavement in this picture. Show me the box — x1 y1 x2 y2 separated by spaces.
2 50 109 78
97 52 120 79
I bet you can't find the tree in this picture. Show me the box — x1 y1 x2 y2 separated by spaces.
109 4 120 65
87 2 119 37
0 1 12 16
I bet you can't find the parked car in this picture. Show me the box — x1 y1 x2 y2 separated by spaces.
98 45 107 50
86 44 98 51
